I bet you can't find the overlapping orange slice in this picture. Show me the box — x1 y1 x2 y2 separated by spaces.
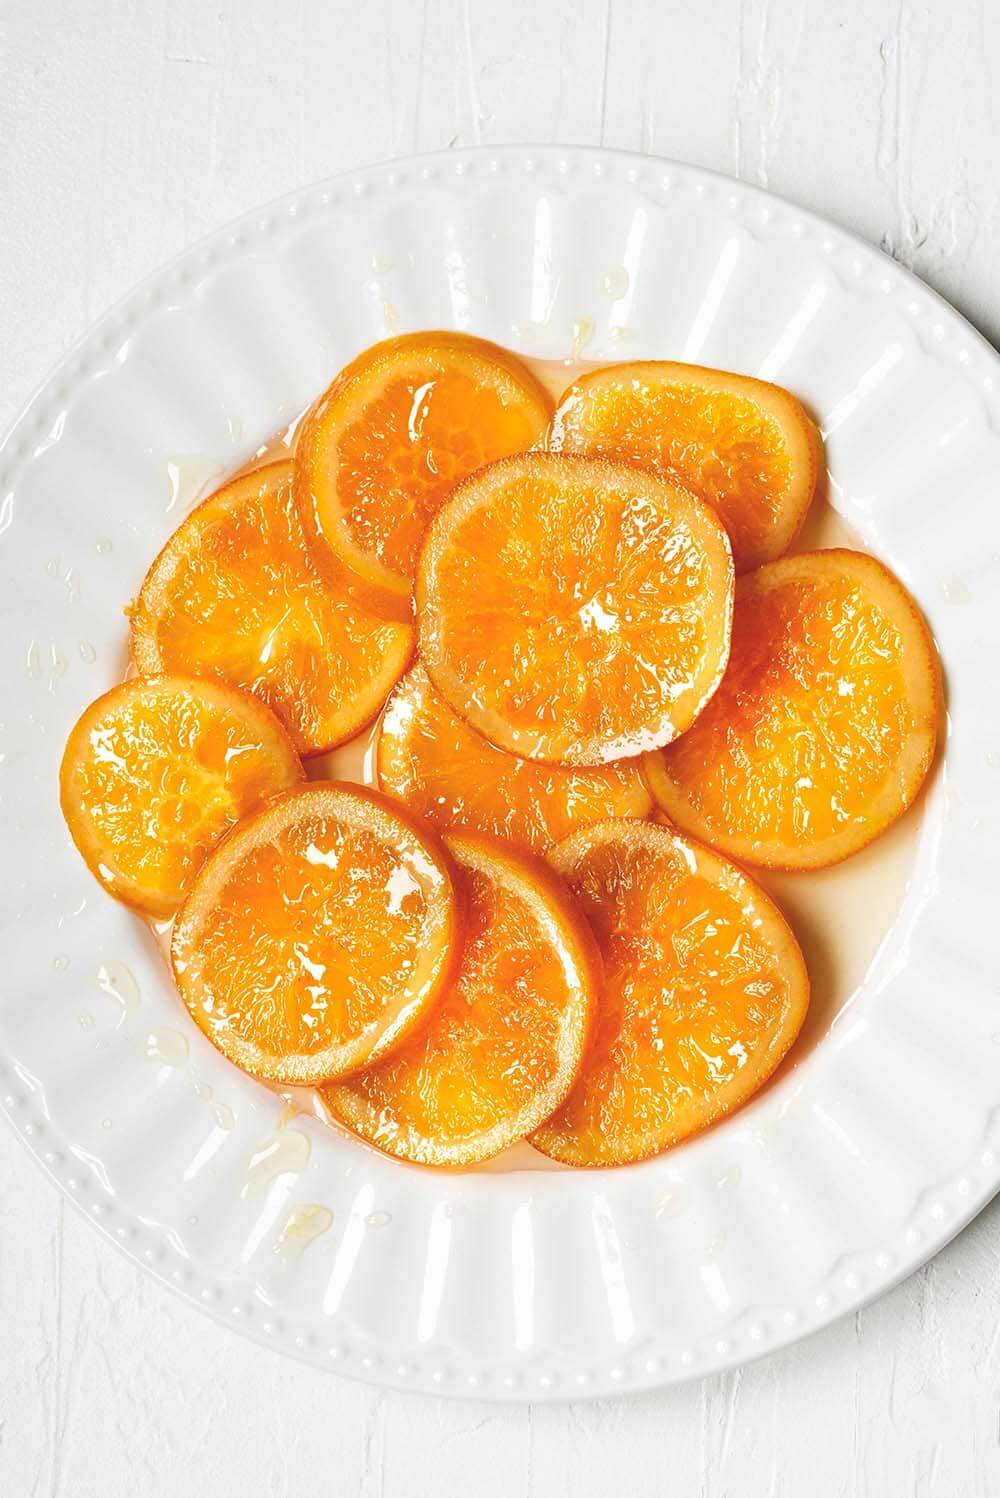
172 783 460 1085
295 332 553 619
130 462 413 756
376 663 652 854
643 549 941 869
417 453 734 766
325 832 600 1166
532 820 809 1166
550 360 821 572
60 675 302 918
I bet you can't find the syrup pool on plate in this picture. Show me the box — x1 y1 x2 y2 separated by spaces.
143 351 925 1167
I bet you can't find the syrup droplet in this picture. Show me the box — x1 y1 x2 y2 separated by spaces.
655 1186 689 1221
78 640 97 664
242 1129 311 1197
365 1209 392 1229
52 954 70 972
226 414 244 445
611 324 633 342
941 575 972 605
48 642 68 691
511 319 548 343
77 1012 95 1032
95 538 113 555
381 299 399 334
274 1203 334 1260
94 961 140 1024
570 317 595 360
211 1102 235 1131
165 455 224 515
600 265 629 300
25 640 41 679
940 575 970 605
143 1028 189 1067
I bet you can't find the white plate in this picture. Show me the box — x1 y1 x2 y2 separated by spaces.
2 146 999 1403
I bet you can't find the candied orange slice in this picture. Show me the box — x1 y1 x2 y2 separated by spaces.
550 361 821 572
325 832 600 1166
60 675 302 919
130 462 413 756
532 820 808 1166
294 332 553 618
644 549 941 869
376 663 652 854
417 453 734 766
172 784 459 1086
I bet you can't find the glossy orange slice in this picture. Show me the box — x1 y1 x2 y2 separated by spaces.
550 361 821 572
172 784 459 1086
60 675 302 919
376 663 653 854
644 549 941 869
130 462 413 756
325 832 600 1166
532 820 809 1166
417 453 734 766
295 332 553 618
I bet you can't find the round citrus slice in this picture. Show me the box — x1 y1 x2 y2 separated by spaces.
325 832 600 1166
643 549 941 869
171 783 459 1086
130 462 413 756
550 360 821 572
376 663 653 854
532 820 809 1167
416 452 734 766
60 675 303 919
294 332 553 618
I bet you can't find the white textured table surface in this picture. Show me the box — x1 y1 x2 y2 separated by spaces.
3 2 999 1492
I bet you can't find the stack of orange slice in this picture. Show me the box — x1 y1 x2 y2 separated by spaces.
59 332 942 1170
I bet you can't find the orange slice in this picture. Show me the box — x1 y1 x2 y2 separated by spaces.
417 453 734 766
644 549 941 869
325 832 600 1166
294 332 553 618
130 462 413 756
376 663 653 854
532 820 809 1166
171 784 459 1086
550 361 821 572
60 675 302 919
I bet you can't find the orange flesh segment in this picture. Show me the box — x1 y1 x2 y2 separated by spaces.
295 332 553 616
325 833 599 1166
532 820 809 1166
376 663 652 854
550 360 821 572
644 549 941 869
417 452 734 766
59 676 302 919
171 784 459 1086
130 462 413 756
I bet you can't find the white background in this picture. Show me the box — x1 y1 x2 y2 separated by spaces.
3 1 999 1492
